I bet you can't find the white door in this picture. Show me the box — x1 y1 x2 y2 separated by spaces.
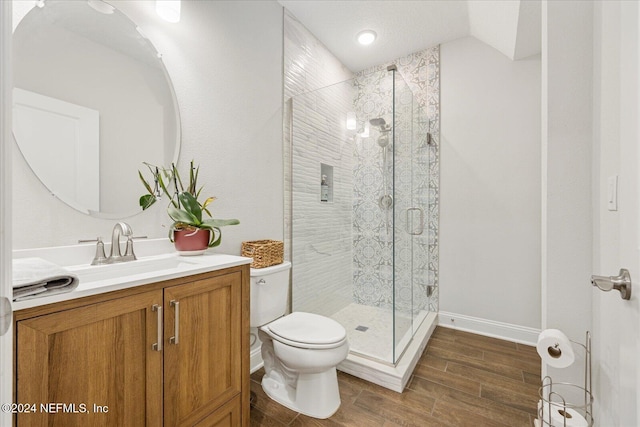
615 2 640 422
593 1 640 425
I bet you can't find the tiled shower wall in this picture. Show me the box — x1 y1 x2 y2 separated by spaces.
284 11 440 317
284 12 354 317
353 49 440 314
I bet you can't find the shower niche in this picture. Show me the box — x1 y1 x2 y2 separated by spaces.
320 163 333 203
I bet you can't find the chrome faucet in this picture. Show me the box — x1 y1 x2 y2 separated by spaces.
107 222 137 263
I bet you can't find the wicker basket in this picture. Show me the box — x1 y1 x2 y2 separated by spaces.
241 240 284 268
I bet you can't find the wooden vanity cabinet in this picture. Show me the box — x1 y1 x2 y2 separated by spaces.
14 265 250 427
16 290 164 427
163 271 243 426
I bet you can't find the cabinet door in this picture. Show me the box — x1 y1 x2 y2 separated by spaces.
16 290 163 427
163 271 242 427
192 396 241 427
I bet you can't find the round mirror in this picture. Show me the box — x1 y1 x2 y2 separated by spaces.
12 0 180 218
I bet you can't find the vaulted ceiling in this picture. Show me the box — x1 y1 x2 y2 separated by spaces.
278 0 542 72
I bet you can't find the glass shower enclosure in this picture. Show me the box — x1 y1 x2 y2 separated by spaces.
288 66 435 366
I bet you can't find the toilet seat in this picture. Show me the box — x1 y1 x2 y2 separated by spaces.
263 312 347 350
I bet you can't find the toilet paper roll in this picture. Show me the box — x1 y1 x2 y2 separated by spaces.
541 404 588 427
536 329 575 368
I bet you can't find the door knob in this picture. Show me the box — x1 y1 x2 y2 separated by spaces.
591 269 632 300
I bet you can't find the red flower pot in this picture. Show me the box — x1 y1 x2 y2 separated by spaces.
173 228 210 254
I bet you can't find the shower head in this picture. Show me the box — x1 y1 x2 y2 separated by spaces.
370 117 391 133
369 118 386 128
370 117 391 147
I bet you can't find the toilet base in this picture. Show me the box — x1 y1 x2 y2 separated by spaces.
261 368 341 419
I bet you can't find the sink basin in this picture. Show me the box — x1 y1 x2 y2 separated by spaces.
68 254 199 284
12 238 252 311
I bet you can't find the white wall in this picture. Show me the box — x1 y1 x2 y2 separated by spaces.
12 1 284 254
541 0 594 385
439 36 541 338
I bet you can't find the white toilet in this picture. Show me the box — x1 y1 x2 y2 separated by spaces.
250 261 349 419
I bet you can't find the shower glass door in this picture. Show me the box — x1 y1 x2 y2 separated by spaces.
288 68 433 366
392 71 431 363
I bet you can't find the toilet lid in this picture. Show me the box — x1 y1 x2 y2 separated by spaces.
267 312 346 345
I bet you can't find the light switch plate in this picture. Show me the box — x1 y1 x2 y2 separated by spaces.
608 175 618 211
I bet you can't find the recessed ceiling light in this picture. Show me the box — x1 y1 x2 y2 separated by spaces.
357 30 377 46
156 0 181 23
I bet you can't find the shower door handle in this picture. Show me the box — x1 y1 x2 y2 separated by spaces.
406 207 424 235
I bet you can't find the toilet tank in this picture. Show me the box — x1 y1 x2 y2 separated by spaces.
250 261 291 327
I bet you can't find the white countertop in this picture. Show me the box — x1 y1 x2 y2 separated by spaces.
13 239 251 311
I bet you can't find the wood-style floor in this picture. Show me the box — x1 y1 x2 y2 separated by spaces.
250 326 541 426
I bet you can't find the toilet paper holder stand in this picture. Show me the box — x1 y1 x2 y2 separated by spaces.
538 331 593 427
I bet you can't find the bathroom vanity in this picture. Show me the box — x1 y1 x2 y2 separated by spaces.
12 256 250 427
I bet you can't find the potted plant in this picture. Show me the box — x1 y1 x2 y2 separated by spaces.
139 161 239 254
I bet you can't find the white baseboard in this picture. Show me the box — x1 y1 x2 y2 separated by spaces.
438 311 540 346
250 347 263 374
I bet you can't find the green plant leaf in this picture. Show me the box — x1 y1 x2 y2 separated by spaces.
156 173 178 208
202 218 239 228
202 196 216 211
192 164 200 195
172 163 184 193
161 167 173 182
188 161 198 195
139 194 156 210
138 171 154 195
198 224 222 247
178 192 202 223
209 227 222 247
168 205 199 225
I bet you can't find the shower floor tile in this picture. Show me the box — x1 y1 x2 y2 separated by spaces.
330 303 426 363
